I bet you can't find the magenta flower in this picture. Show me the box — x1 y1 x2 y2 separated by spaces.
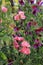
34 39 40 44
27 22 32 29
14 27 20 32
32 5 39 15
19 0 25 5
35 27 43 34
33 43 42 48
25 31 29 35
33 39 42 48
8 58 13 65
32 8 39 15
18 11 26 19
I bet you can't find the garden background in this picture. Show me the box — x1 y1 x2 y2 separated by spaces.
0 0 43 65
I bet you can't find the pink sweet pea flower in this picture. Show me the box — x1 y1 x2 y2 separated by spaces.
21 41 30 47
13 40 19 49
18 11 24 15
1 6 8 13
19 47 31 55
14 36 24 41
20 15 26 19
19 11 26 19
14 14 20 21
14 11 26 20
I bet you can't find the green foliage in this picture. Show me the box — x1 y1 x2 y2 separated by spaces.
0 0 43 65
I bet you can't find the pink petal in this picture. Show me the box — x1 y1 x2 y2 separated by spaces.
14 36 24 41
19 47 31 55
18 11 24 15
20 15 26 19
14 14 20 21
21 41 30 47
1 6 8 13
13 40 19 49
18 11 26 19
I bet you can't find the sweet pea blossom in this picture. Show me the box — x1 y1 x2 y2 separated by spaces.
14 14 20 21
19 47 31 55
19 11 26 19
21 41 30 47
14 11 26 21
20 14 26 19
1 6 8 13
18 11 26 19
14 36 24 41
18 11 24 15
13 40 19 49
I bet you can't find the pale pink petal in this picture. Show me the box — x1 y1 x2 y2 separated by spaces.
14 36 24 41
18 11 24 15
19 47 31 55
18 11 26 19
20 15 26 19
13 40 19 49
21 41 30 47
1 6 8 13
14 14 20 21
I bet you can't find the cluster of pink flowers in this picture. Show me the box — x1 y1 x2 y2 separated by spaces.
14 11 26 21
1 6 8 13
13 36 31 55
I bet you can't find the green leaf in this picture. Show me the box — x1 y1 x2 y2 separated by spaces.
0 51 7 60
